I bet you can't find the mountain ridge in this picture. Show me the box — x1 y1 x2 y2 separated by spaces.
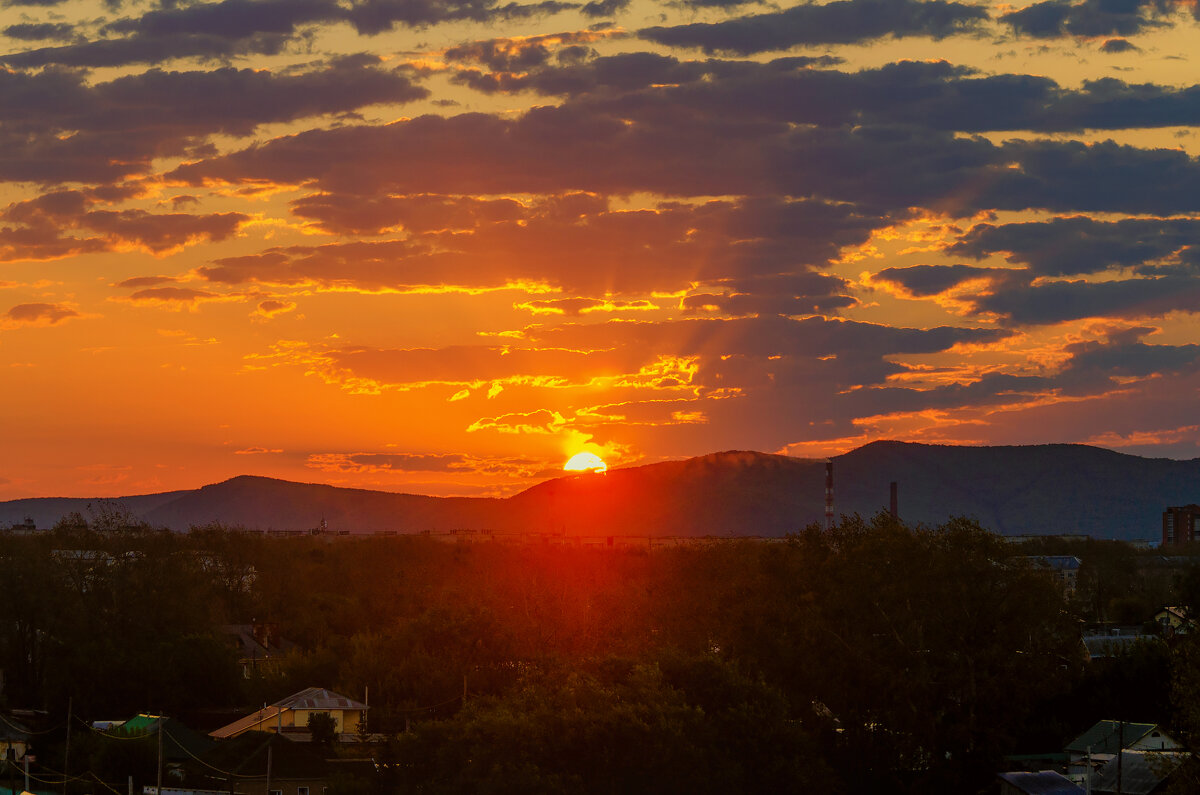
3 442 1198 540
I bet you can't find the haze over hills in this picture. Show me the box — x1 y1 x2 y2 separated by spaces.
2 442 1199 540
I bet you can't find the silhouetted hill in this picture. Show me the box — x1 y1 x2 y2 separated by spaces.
835 441 1200 538
3 443 1199 539
0 490 188 530
507 451 828 537
141 475 506 533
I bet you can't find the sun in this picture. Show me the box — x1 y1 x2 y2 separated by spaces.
563 451 607 473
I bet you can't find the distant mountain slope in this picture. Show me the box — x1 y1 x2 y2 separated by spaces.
140 475 505 533
0 490 188 530
507 451 828 537
834 441 1200 538
2 443 1199 539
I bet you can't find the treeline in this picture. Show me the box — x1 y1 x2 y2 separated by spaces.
3 509 1199 793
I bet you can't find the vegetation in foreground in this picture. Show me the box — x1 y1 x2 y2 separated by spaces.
2 509 1200 793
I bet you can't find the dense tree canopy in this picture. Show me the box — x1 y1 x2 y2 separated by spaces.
0 510 1193 792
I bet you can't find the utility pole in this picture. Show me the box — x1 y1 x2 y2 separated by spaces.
156 714 164 795
264 743 273 795
1116 721 1124 795
63 696 72 795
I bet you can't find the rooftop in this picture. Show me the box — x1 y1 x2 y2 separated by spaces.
997 770 1084 795
1066 721 1167 755
1091 750 1189 795
274 687 367 711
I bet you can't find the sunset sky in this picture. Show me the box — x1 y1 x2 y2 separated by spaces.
3 0 1200 499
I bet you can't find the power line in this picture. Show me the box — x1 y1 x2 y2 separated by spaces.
392 693 464 714
0 712 63 736
161 727 268 780
76 715 155 741
20 759 90 785
86 771 125 795
5 759 136 795
77 716 270 780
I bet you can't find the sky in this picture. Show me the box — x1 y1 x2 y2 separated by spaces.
3 0 1200 499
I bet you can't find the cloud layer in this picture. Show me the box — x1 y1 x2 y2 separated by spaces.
4 0 1200 497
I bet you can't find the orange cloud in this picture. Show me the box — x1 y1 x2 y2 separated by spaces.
253 299 297 319
305 451 548 479
514 297 659 316
118 287 241 311
2 302 82 328
1086 425 1200 448
195 195 886 297
467 409 570 434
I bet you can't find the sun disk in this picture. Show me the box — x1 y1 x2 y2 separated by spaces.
563 451 607 473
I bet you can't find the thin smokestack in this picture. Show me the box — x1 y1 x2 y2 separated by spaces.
825 460 834 531
890 481 898 520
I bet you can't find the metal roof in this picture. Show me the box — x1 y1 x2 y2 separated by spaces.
1091 750 1189 795
1066 721 1163 755
274 687 367 711
119 713 163 734
1026 556 1083 571
997 771 1084 795
210 688 366 740
1083 635 1158 659
105 714 215 760
209 705 286 740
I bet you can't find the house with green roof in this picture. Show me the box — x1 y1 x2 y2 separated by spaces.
106 714 215 765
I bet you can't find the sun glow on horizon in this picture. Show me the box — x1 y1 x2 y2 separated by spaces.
563 451 607 473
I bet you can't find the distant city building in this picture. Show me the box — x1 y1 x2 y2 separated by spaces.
1003 534 1093 544
2 518 35 535
1022 556 1083 595
1162 505 1200 546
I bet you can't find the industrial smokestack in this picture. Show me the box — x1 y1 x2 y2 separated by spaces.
825 460 834 531
890 481 898 520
